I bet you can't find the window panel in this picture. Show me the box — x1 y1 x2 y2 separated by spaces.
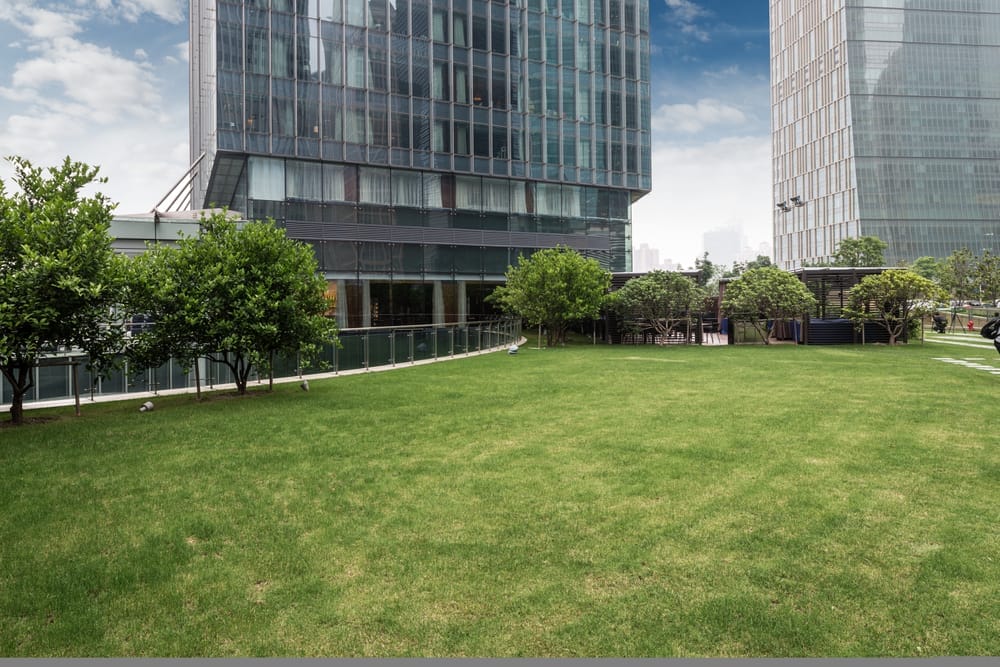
287 161 323 200
392 170 424 207
455 175 483 210
249 157 286 200
323 163 348 201
360 167 391 204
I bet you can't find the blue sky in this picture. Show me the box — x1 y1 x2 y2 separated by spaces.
0 0 772 268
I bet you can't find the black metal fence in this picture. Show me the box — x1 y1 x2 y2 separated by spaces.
2 318 521 409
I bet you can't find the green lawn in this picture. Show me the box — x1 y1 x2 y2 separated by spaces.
2 342 998 656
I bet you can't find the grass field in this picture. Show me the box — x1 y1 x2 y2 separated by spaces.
2 340 998 656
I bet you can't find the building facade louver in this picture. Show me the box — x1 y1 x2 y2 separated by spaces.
771 0 1000 268
191 0 651 326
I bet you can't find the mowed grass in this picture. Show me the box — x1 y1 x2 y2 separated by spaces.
1 342 998 657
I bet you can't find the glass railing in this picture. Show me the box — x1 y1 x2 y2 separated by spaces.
2 318 522 408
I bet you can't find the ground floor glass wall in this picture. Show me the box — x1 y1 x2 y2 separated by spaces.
326 278 503 328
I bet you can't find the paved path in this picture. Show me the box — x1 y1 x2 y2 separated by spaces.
922 331 998 351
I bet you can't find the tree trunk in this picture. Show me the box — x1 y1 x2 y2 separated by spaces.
234 354 251 395
2 362 32 426
0 360 35 425
760 320 772 345
9 393 25 425
194 358 202 401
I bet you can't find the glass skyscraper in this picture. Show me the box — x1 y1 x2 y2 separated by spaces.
770 0 1000 267
191 0 651 327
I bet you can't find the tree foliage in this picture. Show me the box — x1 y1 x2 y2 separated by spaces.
939 248 976 302
721 266 817 344
832 236 888 267
128 212 337 395
610 271 704 343
974 250 1000 304
488 247 610 346
0 156 126 424
844 269 947 345
908 256 942 282
693 252 717 287
724 254 773 278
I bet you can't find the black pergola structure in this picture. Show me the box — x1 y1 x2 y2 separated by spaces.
794 267 896 345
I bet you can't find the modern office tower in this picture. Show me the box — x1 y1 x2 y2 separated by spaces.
190 0 651 327
770 0 1000 268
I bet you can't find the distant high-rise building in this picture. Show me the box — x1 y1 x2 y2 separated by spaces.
770 0 1000 267
633 242 659 272
191 0 651 326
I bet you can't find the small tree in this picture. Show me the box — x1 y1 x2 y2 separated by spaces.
939 248 976 303
693 251 717 287
832 236 888 267
909 256 942 282
488 247 610 347
721 266 817 344
612 271 704 343
128 212 337 395
724 255 772 279
844 269 947 345
0 157 126 425
974 250 1000 305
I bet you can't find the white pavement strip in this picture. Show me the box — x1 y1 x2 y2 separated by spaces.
924 333 996 350
925 333 1000 374
931 357 1000 375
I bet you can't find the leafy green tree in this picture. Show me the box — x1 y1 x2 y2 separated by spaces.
724 254 772 278
0 156 126 425
128 212 337 395
844 269 947 345
939 248 976 302
909 256 942 282
721 266 817 344
488 246 611 347
832 236 888 267
611 271 704 343
693 252 717 287
974 250 1000 304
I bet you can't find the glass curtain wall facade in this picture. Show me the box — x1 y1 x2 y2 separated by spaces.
770 0 1000 267
191 0 651 326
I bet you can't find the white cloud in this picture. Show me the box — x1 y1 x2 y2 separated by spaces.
703 65 744 79
665 0 709 22
0 0 189 212
117 0 186 24
652 99 748 134
2 38 161 123
0 3 85 40
0 108 189 213
680 23 710 43
665 0 711 42
87 0 187 24
632 135 773 268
